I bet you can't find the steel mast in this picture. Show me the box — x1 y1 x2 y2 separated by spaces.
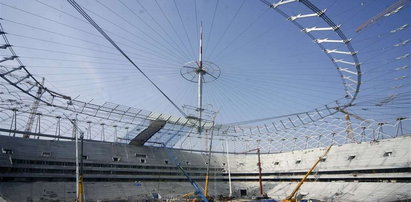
180 21 220 201
197 23 204 134
180 23 220 127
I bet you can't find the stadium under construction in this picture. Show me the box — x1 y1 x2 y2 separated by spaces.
0 0 410 201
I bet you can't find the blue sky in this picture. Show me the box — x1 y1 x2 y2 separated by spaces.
0 0 410 124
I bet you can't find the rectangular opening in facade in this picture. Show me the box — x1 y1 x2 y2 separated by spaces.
240 189 247 196
135 153 147 158
41 152 51 157
1 148 13 154
82 155 88 160
383 151 392 157
295 159 301 164
348 155 356 160
274 161 280 165
112 157 120 162
152 193 160 199
140 158 146 163
164 160 169 164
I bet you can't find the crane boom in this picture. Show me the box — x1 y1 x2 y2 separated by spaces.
162 143 208 202
335 107 368 122
284 146 332 202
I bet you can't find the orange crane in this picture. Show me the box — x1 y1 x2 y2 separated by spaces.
283 145 332 202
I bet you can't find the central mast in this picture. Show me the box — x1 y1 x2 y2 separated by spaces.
179 21 221 200
197 23 204 134
180 23 220 132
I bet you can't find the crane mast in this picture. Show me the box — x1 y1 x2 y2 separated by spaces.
246 148 264 196
24 77 45 138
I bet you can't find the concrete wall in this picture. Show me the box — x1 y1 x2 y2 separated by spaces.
0 181 230 201
0 135 221 169
216 135 411 173
230 181 411 201
1 135 410 201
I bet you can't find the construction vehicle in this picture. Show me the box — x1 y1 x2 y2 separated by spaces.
283 145 332 202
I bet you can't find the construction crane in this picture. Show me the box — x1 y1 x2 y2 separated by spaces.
283 145 332 202
65 115 85 202
335 107 368 143
204 119 217 201
246 148 264 196
24 77 45 138
158 142 209 202
356 0 410 32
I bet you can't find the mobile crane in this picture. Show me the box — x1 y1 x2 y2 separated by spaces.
283 145 332 202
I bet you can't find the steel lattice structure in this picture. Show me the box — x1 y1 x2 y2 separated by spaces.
0 0 410 153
